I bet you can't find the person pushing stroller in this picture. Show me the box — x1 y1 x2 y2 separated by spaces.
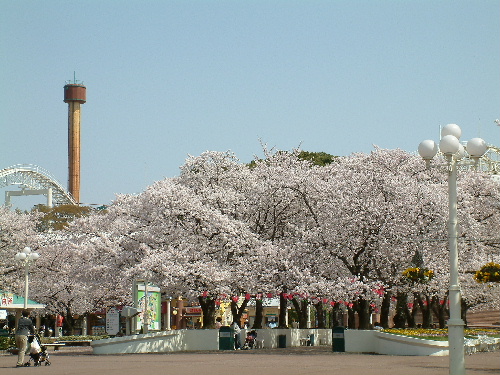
15 310 35 367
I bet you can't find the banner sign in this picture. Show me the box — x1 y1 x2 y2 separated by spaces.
184 307 202 315
106 307 120 335
133 281 161 331
0 293 14 307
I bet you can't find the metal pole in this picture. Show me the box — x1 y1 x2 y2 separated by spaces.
143 281 149 334
446 155 465 375
47 187 53 208
23 261 29 309
165 297 172 330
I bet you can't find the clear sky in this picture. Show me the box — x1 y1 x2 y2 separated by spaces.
1 1 499 209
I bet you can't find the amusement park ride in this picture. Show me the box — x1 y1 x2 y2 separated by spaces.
2 75 86 208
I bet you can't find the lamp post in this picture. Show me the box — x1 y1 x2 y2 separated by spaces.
418 124 488 375
14 247 40 309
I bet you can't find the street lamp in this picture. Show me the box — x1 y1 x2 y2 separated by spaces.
418 124 488 375
15 247 40 309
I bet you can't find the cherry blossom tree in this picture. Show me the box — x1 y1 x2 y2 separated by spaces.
24 145 498 332
0 207 42 293
102 178 264 327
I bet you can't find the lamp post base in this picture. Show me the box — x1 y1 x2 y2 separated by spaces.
448 318 465 375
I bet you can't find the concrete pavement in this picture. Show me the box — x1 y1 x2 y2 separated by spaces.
1 346 499 375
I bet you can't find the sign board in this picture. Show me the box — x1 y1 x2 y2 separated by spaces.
1 293 14 307
184 307 202 315
133 281 161 331
106 307 120 335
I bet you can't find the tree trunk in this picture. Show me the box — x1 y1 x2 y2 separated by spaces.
347 307 356 329
64 307 76 335
314 301 326 329
393 292 407 328
414 293 433 328
253 299 264 329
380 292 392 328
278 292 288 328
431 295 448 329
290 298 309 328
331 304 343 327
230 298 249 327
407 300 417 328
355 297 371 330
198 296 216 328
461 299 469 327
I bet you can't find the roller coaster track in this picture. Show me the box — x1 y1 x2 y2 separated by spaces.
481 145 500 175
0 164 76 206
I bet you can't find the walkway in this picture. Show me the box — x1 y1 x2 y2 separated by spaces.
1 346 498 375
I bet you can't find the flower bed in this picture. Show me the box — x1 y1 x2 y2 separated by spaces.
382 328 500 341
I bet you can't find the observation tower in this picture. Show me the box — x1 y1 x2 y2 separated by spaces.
63 75 86 203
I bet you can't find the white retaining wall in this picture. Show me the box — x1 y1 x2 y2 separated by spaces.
91 329 218 354
91 328 497 356
91 328 332 354
344 330 449 356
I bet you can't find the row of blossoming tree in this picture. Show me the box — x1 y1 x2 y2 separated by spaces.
1 147 499 330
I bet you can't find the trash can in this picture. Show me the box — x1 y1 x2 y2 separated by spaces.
278 334 287 348
309 334 315 346
219 326 234 350
332 326 345 352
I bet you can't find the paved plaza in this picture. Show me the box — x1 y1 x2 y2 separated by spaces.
1 346 498 375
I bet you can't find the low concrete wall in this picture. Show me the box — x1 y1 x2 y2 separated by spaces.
344 330 449 356
375 331 449 356
91 328 332 354
92 328 482 356
91 329 218 354
344 330 377 353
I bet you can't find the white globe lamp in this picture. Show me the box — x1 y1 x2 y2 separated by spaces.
439 135 460 155
441 123 462 139
466 138 488 158
418 140 438 160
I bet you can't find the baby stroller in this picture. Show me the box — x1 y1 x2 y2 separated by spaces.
242 330 257 350
25 334 51 366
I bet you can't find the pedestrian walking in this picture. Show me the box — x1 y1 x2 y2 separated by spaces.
231 321 241 349
15 310 35 367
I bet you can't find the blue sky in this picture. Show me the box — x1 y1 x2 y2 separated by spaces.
1 1 499 209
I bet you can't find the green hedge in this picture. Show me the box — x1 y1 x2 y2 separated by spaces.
0 336 14 350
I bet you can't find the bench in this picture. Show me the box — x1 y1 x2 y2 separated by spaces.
43 343 66 351
55 340 92 347
7 343 66 354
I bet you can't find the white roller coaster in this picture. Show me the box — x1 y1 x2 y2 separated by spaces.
0 164 76 207
480 145 500 176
